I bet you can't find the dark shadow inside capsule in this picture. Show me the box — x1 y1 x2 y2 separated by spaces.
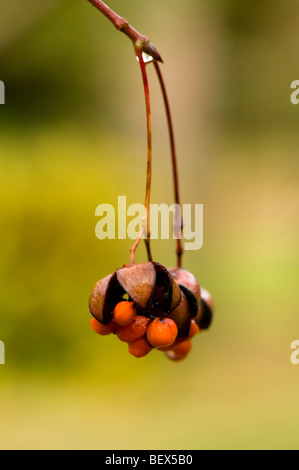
197 298 213 330
179 284 198 318
103 272 126 324
147 263 173 317
169 285 198 337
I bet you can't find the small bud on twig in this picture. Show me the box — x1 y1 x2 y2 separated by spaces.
87 0 163 62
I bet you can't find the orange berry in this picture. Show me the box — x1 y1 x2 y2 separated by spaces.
146 317 178 349
162 319 200 350
173 340 192 355
128 337 152 358
116 315 150 343
165 340 192 361
187 319 200 339
90 318 117 336
113 301 136 326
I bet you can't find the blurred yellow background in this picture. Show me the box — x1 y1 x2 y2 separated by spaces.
1 0 299 450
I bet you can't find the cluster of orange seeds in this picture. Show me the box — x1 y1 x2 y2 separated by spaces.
91 302 200 360
89 262 213 362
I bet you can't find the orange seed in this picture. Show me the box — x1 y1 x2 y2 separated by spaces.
90 318 117 336
116 315 150 343
128 337 152 358
146 317 178 349
165 340 192 361
113 301 136 326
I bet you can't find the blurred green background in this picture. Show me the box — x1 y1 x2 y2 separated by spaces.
1 0 299 450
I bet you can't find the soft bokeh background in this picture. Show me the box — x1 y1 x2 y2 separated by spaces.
1 0 299 450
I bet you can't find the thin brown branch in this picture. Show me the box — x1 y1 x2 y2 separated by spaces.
87 0 163 62
129 211 147 265
154 62 184 268
129 52 153 264
138 52 153 263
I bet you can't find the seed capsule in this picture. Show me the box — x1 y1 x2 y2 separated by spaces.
194 288 214 330
89 262 181 325
168 284 198 337
168 267 201 301
89 262 213 362
89 274 114 325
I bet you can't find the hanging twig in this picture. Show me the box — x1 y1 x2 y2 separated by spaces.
133 50 153 263
154 62 184 268
87 0 163 62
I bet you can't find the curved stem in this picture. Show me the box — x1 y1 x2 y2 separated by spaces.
87 0 163 62
130 210 147 265
153 62 183 268
130 50 153 264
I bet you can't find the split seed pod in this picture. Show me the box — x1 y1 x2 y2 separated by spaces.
168 268 201 301
168 268 200 337
194 287 214 330
89 262 181 325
